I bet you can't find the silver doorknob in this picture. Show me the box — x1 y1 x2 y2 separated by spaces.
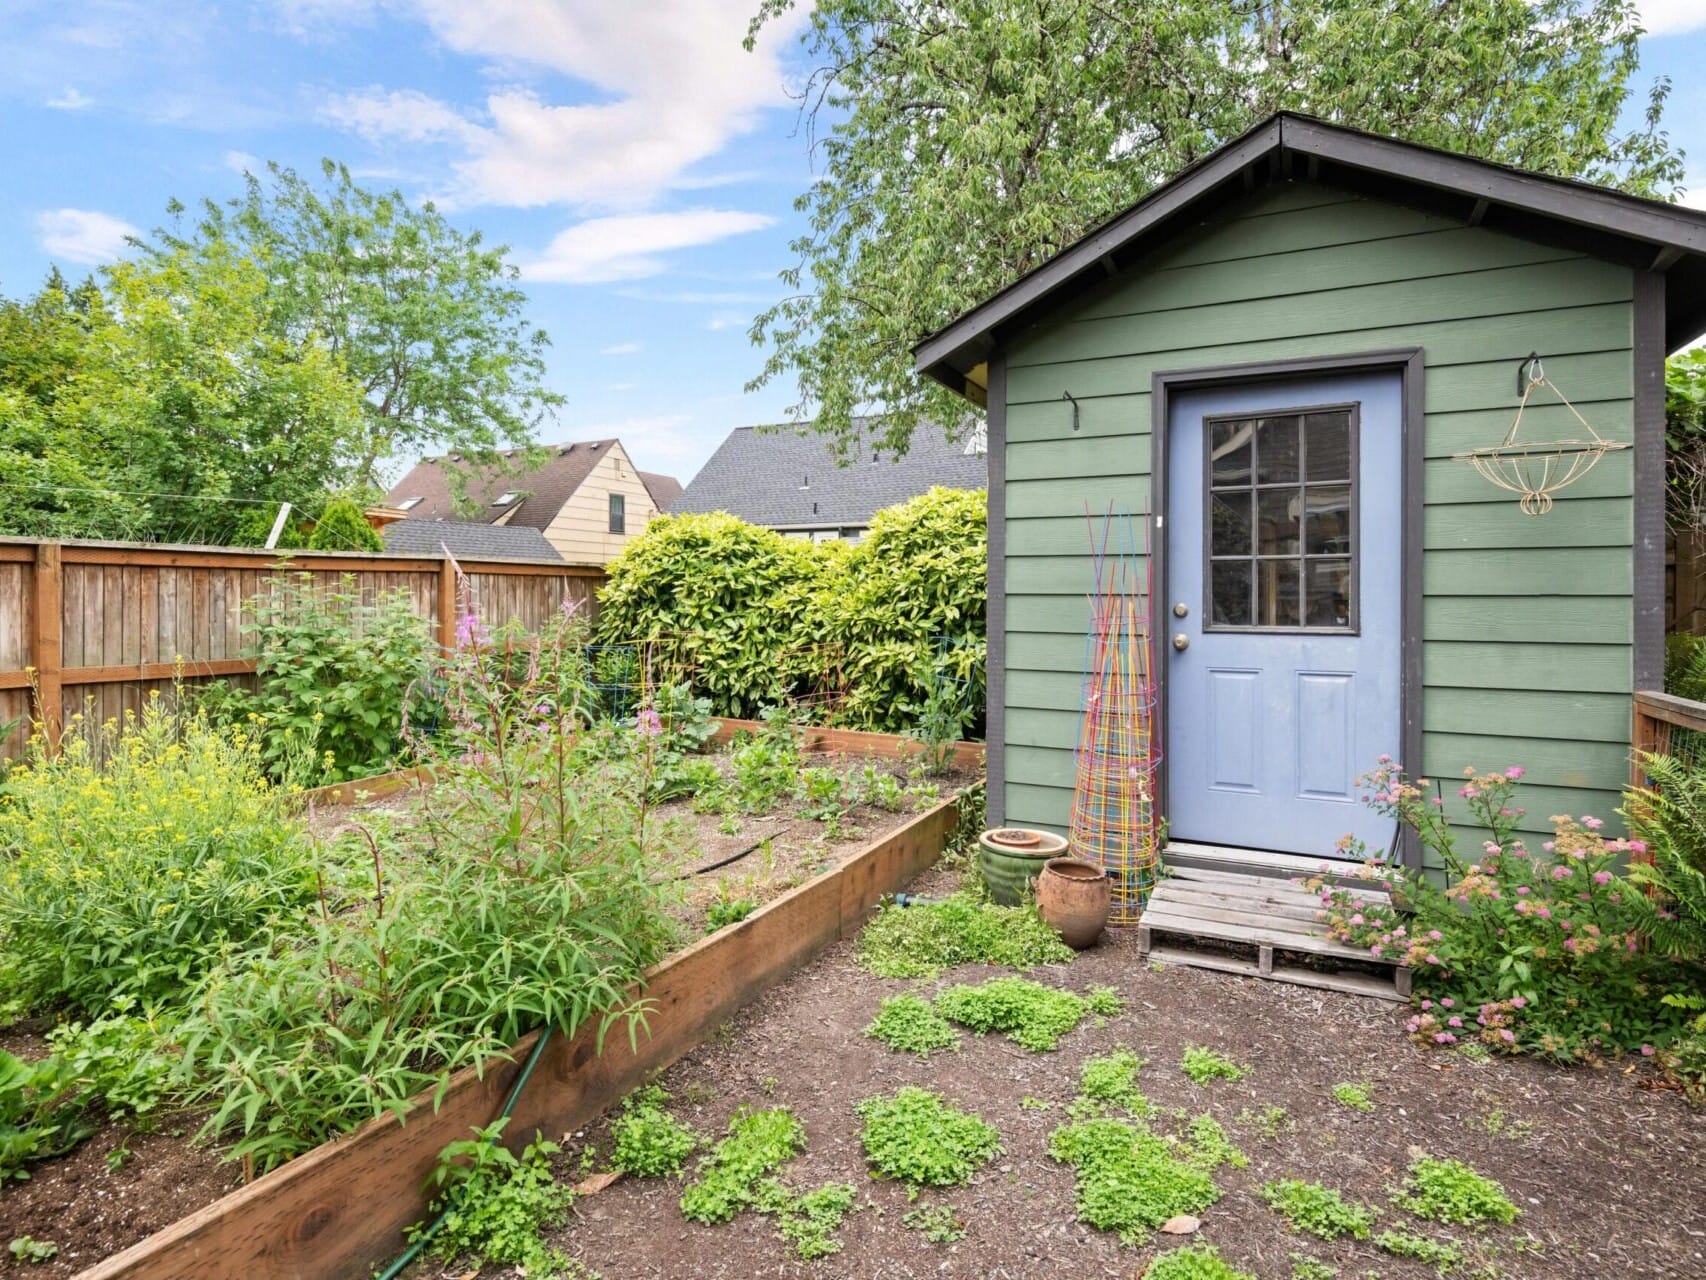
1172 632 1189 652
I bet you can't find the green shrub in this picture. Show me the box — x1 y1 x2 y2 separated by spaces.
412 1120 576 1278
1181 1047 1249 1084
305 498 384 552
610 1086 698 1178
856 1087 1001 1188
680 1107 807 1223
45 1008 179 1125
1261 1179 1379 1240
1142 1244 1256 1280
934 977 1094 1052
199 572 434 785
1049 1117 1220 1244
0 1049 96 1181
0 700 318 1013
1626 752 1706 962
855 893 1073 978
1392 1155 1518 1225
865 994 961 1057
598 513 821 718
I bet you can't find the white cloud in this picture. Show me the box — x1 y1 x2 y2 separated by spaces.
600 342 641 356
571 413 705 476
36 208 141 264
312 0 807 210
1639 2 1706 35
524 209 774 284
607 382 637 391
46 87 92 110
223 149 262 174
707 313 747 331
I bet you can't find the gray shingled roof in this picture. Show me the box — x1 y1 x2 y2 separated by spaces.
381 518 563 561
671 421 986 528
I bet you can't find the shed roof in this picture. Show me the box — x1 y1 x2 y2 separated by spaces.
381 518 564 561
639 471 684 509
386 439 630 530
670 421 986 528
917 111 1706 397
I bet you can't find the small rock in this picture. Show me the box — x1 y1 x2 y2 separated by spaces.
1160 1214 1200 1235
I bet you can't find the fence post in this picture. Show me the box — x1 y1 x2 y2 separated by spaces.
31 541 63 750
437 555 457 653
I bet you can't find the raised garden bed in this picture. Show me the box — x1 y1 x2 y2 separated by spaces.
0 725 978 1280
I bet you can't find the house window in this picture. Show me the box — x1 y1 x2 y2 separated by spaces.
1205 406 1356 631
609 492 626 534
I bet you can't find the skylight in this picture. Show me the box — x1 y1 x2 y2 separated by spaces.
397 496 423 511
492 492 519 507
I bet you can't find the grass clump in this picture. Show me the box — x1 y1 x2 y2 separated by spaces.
609 1086 697 1178
1142 1244 1256 1280
865 994 961 1058
1375 1230 1463 1269
753 1180 858 1260
680 1107 806 1224
855 893 1073 979
1393 1155 1519 1225
1085 985 1125 1016
857 1087 1001 1188
1288 1256 1337 1280
903 1203 966 1243
1182 1114 1248 1172
1331 1082 1375 1113
1048 1117 1220 1244
933 977 1094 1051
1262 1179 1379 1240
412 1121 577 1279
1076 1050 1153 1118
1181 1047 1250 1084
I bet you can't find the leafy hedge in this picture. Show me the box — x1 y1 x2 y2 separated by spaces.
596 488 985 732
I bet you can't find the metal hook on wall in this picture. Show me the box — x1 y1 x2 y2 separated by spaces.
1061 389 1080 432
1516 351 1543 397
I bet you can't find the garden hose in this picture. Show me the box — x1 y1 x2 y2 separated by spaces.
374 1024 558 1280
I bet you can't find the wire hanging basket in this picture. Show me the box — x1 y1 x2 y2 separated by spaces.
1454 355 1630 515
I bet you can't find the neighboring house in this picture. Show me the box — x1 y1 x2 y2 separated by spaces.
385 439 678 564
670 420 987 542
381 517 562 561
919 110 1706 868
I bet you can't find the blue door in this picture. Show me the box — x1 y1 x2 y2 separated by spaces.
1165 373 1402 858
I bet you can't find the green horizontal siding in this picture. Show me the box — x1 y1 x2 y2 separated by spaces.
997 179 1636 842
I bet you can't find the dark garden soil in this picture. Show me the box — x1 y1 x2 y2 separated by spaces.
462 860 1706 1280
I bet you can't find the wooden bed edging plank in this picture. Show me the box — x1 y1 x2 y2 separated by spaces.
289 766 434 810
75 795 961 1280
711 718 986 770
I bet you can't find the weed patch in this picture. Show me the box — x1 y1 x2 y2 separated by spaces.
1261 1179 1379 1240
1182 1114 1248 1172
857 1087 1001 1188
1288 1255 1336 1280
1331 1082 1375 1113
865 994 961 1057
705 896 758 932
1076 1050 1153 1118
1375 1229 1463 1269
412 1121 578 1279
609 1086 698 1178
1048 1117 1220 1245
855 893 1073 978
933 977 1096 1051
903 1203 966 1243
754 1179 858 1260
1181 1047 1250 1085
1141 1244 1256 1280
680 1107 807 1224
1393 1155 1519 1226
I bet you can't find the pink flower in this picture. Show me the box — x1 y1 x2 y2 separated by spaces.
1439 997 1454 1009
1629 840 1648 855
1431 796 1445 806
1536 906 1552 920
1421 999 1434 1010
1511 996 1527 1008
1583 816 1604 830
1551 865 1572 881
1426 954 1441 966
1434 1032 1457 1045
1500 1029 1516 1044
1505 767 1525 779
1641 1044 1656 1057
454 612 489 648
1592 870 1613 886
1448 1016 1463 1028
1429 930 1442 941
1349 913 1364 926
636 707 663 738
1516 885 1530 895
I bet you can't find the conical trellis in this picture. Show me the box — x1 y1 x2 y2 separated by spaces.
1068 507 1161 924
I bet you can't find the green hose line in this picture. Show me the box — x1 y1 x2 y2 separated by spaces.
374 1025 558 1280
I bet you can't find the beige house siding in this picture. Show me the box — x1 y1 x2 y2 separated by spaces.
542 442 661 562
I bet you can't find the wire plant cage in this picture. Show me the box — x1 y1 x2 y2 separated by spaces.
1068 506 1163 924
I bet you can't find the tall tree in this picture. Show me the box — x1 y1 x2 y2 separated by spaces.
149 160 562 487
746 0 1684 456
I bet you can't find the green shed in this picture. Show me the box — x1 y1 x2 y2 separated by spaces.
918 113 1706 873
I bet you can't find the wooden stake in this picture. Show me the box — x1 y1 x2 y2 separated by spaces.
31 541 62 751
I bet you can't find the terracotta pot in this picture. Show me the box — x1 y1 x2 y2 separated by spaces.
1036 857 1111 949
977 828 1068 906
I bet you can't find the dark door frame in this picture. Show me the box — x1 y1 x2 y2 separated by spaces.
1150 348 1426 868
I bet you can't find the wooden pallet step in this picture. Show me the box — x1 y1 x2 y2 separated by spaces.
1164 863 1390 902
1142 943 1408 1002
1140 905 1380 964
1153 881 1329 925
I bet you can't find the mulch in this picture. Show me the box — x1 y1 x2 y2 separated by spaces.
482 861 1706 1280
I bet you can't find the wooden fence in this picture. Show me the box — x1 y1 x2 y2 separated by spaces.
0 537 605 761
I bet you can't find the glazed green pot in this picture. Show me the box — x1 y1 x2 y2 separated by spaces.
977 828 1070 906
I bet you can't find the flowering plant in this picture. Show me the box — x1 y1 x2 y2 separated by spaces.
1311 758 1694 1061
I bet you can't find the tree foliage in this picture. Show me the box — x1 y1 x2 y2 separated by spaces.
747 0 1684 456
306 499 385 553
1666 348 1706 532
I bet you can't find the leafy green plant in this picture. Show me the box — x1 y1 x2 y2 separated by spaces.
1625 752 1706 961
865 994 961 1057
1332 1082 1375 1113
1393 1155 1519 1226
199 573 433 785
855 893 1073 978
1238 1104 1291 1139
1076 1050 1152 1117
182 615 677 1169
856 1087 1001 1188
1183 1114 1247 1172
412 1120 576 1278
45 1007 179 1124
1262 1179 1379 1240
706 896 759 933
610 1086 698 1178
855 764 908 812
1181 1047 1250 1085
1375 1230 1463 1269
1289 1256 1338 1280
906 654 976 776
754 1179 858 1260
305 497 384 551
0 1049 95 1181
798 766 852 822
0 698 319 1014
729 707 803 812
1142 1244 1257 1280
1048 1116 1220 1244
680 1107 807 1224
7 1237 57 1264
1085 985 1125 1016
933 977 1096 1051
903 1203 966 1243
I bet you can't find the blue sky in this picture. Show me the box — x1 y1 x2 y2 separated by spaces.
3 2 1705 487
